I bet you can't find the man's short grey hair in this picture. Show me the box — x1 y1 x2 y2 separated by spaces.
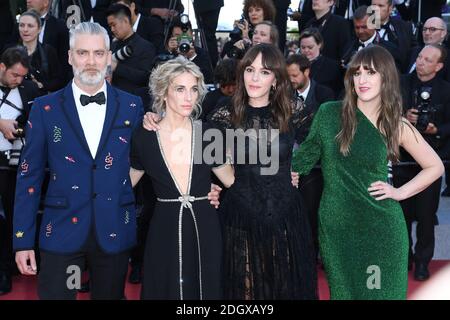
69 22 110 51
150 56 206 119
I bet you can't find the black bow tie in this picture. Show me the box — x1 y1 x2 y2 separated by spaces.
80 92 106 106
381 22 390 30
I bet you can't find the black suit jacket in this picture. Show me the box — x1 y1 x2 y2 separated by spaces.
9 14 71 84
396 0 446 24
400 73 450 159
306 12 352 62
341 37 403 71
295 80 335 143
139 0 184 15
18 80 43 116
192 46 213 84
0 0 14 53
383 18 417 73
111 33 156 93
310 55 343 97
28 43 65 94
333 0 372 17
136 14 165 53
60 0 112 29
193 0 224 13
297 0 314 32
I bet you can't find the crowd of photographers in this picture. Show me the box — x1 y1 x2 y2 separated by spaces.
1 0 450 297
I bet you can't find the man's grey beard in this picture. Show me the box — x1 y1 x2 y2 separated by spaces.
73 66 107 86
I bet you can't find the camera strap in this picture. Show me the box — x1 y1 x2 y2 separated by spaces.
0 94 23 114
0 88 12 110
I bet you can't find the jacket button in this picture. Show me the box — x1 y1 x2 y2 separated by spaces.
92 193 98 199
92 164 97 170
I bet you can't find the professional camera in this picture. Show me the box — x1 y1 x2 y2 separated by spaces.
414 87 436 132
177 14 193 54
229 14 246 42
113 45 133 62
8 114 26 166
228 41 251 59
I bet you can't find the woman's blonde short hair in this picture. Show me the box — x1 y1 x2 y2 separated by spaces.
150 56 206 119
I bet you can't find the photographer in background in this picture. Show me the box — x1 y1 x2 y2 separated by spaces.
163 16 213 83
395 44 450 281
107 3 156 93
0 46 41 295
225 21 279 60
221 0 276 59
113 0 165 53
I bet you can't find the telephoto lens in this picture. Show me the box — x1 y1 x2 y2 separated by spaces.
114 45 133 61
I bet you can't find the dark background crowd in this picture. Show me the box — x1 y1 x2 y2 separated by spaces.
1 0 450 297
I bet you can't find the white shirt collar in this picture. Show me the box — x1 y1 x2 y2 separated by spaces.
361 32 378 48
133 13 141 32
297 80 311 101
72 80 107 107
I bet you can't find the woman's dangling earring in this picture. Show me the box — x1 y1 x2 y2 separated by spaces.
270 84 276 95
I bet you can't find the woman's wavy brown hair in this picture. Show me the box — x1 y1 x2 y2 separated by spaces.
337 45 403 162
231 43 292 132
243 0 276 22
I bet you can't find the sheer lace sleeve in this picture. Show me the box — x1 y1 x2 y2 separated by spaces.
291 99 315 144
292 103 323 176
206 105 233 130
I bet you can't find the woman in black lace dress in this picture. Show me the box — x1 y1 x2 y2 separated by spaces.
144 45 317 300
208 44 317 300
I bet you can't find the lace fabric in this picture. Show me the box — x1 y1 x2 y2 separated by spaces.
207 103 317 300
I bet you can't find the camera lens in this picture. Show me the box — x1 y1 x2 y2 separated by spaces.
178 38 191 54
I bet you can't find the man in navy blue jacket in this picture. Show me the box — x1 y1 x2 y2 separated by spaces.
13 22 143 300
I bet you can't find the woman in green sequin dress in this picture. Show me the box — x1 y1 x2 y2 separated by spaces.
292 46 444 299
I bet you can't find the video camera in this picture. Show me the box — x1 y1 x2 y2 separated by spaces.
414 87 436 132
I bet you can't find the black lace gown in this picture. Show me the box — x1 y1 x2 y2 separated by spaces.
209 104 317 300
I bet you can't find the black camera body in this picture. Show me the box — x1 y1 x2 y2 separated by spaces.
7 114 27 166
415 87 436 132
229 41 251 59
113 45 133 62
229 15 246 42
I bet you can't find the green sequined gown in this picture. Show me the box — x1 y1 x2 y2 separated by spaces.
292 101 408 300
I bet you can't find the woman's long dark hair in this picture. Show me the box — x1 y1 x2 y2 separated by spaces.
337 45 403 162
231 44 292 132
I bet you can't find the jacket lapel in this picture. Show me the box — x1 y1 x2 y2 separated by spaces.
95 82 120 160
60 83 92 157
305 80 316 108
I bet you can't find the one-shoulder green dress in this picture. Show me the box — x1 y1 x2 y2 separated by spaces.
292 101 408 300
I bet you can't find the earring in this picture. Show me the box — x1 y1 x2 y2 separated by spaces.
270 84 276 95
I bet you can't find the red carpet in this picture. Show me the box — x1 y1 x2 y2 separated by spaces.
1 260 449 300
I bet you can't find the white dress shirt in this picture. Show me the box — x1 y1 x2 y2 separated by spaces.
297 80 311 102
132 13 142 32
72 81 107 158
39 12 48 44
358 32 378 51
0 88 22 151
